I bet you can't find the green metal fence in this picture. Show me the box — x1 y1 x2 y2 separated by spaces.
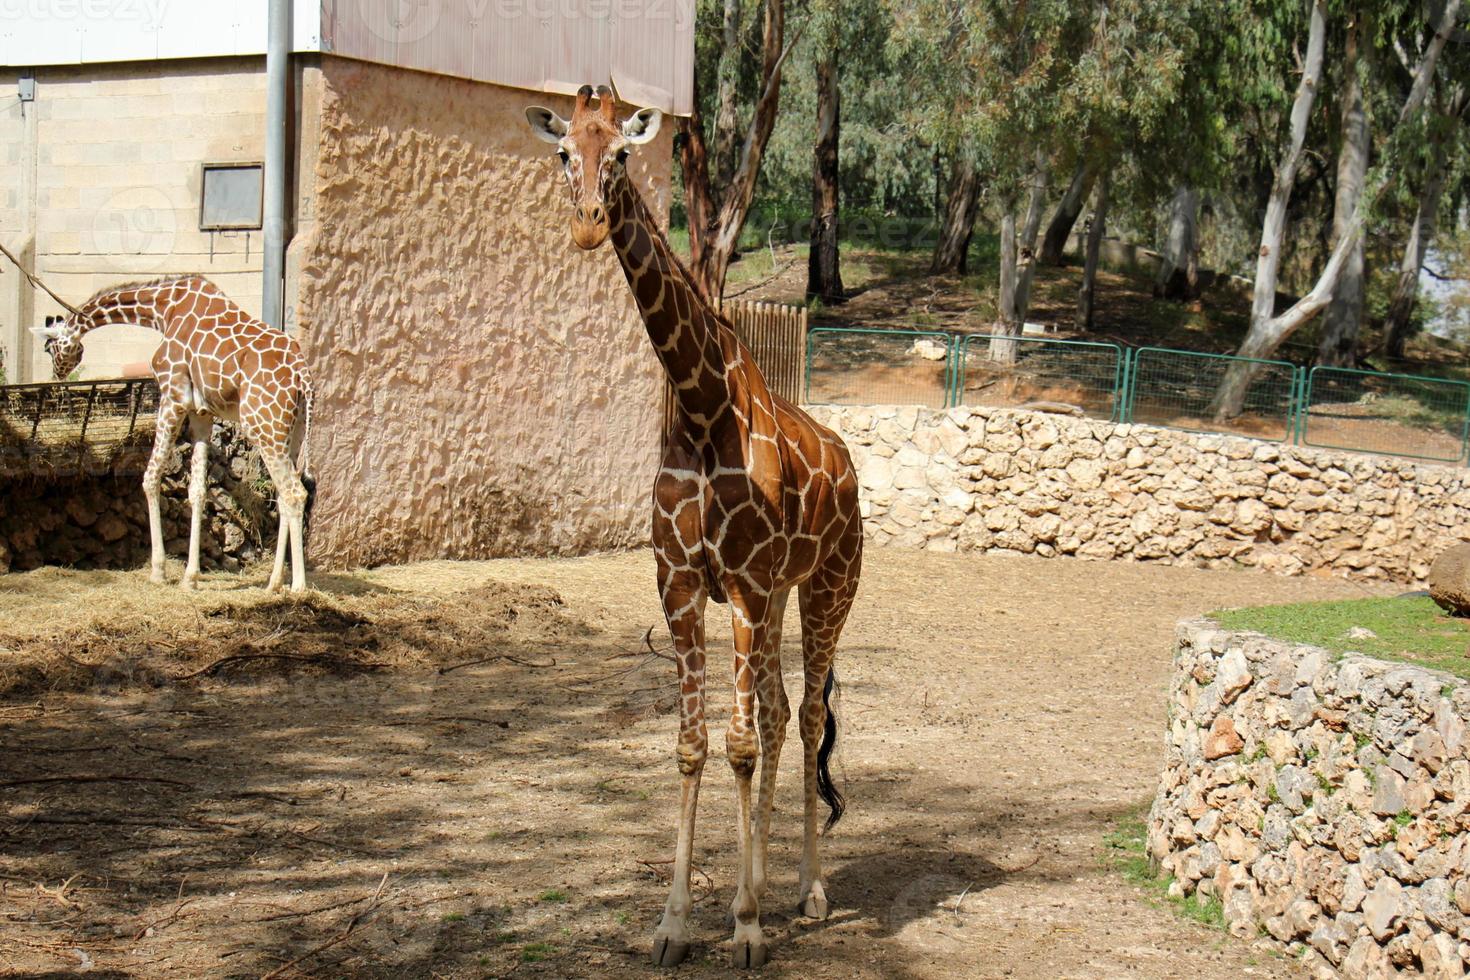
1301 366 1470 463
805 327 954 409
801 326 1470 466
1123 348 1300 442
957 334 1124 421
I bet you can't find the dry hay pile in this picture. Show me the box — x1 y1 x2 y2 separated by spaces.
0 573 589 698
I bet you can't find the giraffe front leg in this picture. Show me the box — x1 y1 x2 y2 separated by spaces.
727 591 771 969
752 588 791 903
180 415 212 590
142 402 187 585
651 571 708 968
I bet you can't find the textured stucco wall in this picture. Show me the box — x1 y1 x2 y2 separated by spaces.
808 404 1470 583
295 59 666 567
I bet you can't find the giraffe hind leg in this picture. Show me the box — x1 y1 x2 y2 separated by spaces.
795 565 859 920
260 452 308 593
142 401 188 585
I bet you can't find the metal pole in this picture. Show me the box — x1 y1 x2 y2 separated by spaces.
262 0 291 330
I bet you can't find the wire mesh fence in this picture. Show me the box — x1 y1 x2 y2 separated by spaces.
0 378 159 477
805 327 953 409
957 334 1124 420
1301 367 1470 463
1123 348 1300 442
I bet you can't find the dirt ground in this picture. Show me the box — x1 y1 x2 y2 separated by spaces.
0 549 1389 978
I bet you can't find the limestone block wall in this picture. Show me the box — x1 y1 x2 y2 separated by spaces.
293 58 665 568
1148 620 1470 977
1 58 271 383
807 405 1470 584
0 426 271 574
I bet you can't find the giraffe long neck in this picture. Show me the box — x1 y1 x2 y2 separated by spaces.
607 177 737 428
76 283 175 335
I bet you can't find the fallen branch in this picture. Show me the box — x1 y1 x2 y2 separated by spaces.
259 873 389 980
173 652 372 680
436 653 556 675
0 775 193 790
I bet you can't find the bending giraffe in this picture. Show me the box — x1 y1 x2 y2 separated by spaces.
33 275 313 592
527 87 863 968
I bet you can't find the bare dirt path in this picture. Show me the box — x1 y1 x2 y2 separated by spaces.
0 550 1385 978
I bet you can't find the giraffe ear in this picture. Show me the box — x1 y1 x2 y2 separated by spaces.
525 106 569 145
621 107 661 145
30 322 65 341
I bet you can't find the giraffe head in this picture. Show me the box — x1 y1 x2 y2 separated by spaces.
525 84 662 250
31 314 84 379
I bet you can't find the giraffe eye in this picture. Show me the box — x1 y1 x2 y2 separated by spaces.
557 149 569 166
615 147 630 165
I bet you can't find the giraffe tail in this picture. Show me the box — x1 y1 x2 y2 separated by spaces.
295 384 313 479
817 666 845 832
296 385 316 543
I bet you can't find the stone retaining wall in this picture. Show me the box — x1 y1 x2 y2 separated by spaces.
807 404 1470 584
0 426 271 574
1148 620 1470 977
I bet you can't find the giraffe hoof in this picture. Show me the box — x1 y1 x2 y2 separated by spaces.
798 893 830 920
650 937 690 967
179 577 198 592
731 940 769 969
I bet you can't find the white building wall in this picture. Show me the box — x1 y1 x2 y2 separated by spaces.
0 0 321 65
0 0 692 112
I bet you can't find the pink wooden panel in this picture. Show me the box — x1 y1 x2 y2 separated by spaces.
322 0 692 114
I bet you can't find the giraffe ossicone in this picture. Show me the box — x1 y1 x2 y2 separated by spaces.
38 275 314 593
527 85 864 969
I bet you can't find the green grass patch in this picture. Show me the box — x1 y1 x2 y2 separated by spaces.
1102 812 1225 930
521 941 557 962
1213 596 1470 680
537 888 569 904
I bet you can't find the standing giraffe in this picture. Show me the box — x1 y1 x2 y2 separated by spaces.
527 87 863 968
32 275 313 592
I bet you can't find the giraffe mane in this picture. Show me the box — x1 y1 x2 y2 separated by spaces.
79 274 218 308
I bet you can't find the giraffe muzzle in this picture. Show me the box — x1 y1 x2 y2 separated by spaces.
571 205 609 250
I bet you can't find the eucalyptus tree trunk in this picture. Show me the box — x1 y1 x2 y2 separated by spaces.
1077 171 1112 331
1011 148 1052 325
806 46 844 303
1153 185 1200 300
1211 1 1361 420
990 210 1020 363
931 155 982 274
1040 161 1091 266
1211 0 1461 415
680 0 790 302
1385 78 1469 357
711 0 744 187
1317 18 1370 367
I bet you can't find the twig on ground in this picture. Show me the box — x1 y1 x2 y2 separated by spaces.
437 653 556 675
0 775 193 790
36 873 84 910
131 897 195 941
173 652 370 680
259 873 389 980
